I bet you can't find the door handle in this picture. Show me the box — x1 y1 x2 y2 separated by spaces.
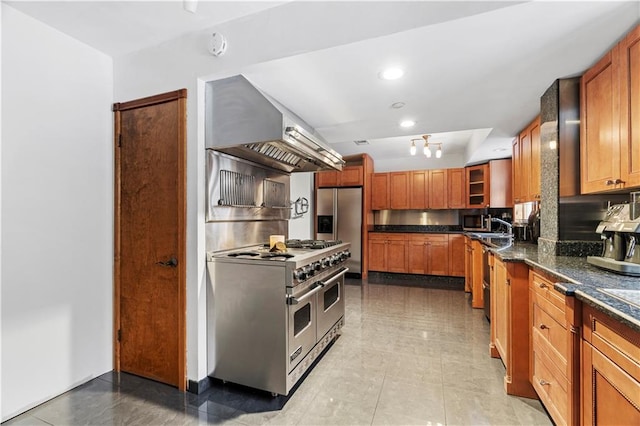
156 257 178 267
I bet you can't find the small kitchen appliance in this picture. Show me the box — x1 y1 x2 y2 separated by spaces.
587 203 640 276
206 240 350 396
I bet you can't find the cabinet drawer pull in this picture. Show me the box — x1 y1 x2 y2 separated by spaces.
539 324 548 330
538 282 548 289
539 379 550 386
606 179 615 185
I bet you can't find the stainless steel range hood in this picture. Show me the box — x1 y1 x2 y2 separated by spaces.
205 75 344 173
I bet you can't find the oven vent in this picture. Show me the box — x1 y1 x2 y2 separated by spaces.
218 170 256 206
244 142 303 169
263 179 287 208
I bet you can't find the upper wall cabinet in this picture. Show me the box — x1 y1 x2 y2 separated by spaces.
513 116 541 203
468 159 512 208
581 24 640 193
371 173 390 210
316 165 364 188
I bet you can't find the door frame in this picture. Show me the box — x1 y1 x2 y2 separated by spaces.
112 89 187 390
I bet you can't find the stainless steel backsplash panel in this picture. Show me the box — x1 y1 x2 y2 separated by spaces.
206 150 290 222
375 210 460 225
205 221 288 252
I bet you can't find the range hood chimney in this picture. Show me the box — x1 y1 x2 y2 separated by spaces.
205 75 344 173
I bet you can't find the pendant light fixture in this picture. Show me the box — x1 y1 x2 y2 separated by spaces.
409 134 443 159
423 135 432 158
410 140 417 155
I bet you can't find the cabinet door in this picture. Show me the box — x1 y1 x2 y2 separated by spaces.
316 171 338 188
490 158 513 208
620 25 640 189
409 171 428 210
471 240 484 308
371 173 389 210
582 342 640 426
428 239 449 276
368 235 387 271
447 168 466 208
408 237 427 274
464 237 473 292
520 128 532 202
339 166 364 186
466 164 489 208
581 50 621 193
529 118 541 201
389 172 410 209
494 258 509 362
448 234 465 277
387 239 407 273
512 137 523 204
429 169 448 209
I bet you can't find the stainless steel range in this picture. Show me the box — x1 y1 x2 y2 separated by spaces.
206 240 350 396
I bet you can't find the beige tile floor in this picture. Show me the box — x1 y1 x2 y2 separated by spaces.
3 278 553 425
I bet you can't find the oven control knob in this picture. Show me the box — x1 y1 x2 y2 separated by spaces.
293 269 307 281
306 265 315 276
321 258 330 268
313 261 321 271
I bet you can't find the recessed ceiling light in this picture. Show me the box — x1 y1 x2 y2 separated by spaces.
354 140 369 146
400 120 415 128
390 102 405 109
493 148 508 152
379 68 404 80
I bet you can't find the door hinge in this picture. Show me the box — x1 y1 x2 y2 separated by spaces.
117 329 122 341
506 278 511 286
118 134 122 147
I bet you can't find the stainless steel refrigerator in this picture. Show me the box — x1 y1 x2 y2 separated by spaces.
316 188 362 277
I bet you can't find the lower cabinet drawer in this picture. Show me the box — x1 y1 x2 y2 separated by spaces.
532 301 568 372
532 343 569 426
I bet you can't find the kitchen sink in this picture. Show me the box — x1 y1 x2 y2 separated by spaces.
468 232 513 239
599 288 640 309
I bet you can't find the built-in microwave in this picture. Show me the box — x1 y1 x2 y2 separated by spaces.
463 214 491 231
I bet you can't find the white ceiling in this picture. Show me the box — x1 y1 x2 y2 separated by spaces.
5 0 640 170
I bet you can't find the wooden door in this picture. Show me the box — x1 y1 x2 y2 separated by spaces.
428 169 448 209
408 236 426 274
389 172 410 209
387 237 407 273
368 235 387 271
464 237 472 292
428 238 449 276
447 168 466 209
520 128 532 201
620 25 640 189
114 89 187 389
316 170 339 188
371 173 389 210
494 258 508 361
448 234 465 277
529 118 541 201
581 50 620 193
339 166 364 186
512 137 523 203
409 171 428 210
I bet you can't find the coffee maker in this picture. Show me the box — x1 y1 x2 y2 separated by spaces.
587 202 640 276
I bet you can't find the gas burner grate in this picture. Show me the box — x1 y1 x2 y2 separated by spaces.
284 239 342 249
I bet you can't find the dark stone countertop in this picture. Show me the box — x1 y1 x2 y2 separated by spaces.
472 235 640 333
371 225 463 234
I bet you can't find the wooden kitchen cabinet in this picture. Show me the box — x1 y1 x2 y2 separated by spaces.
529 271 581 426
464 236 473 293
466 164 489 208
407 234 448 276
389 172 410 209
491 257 536 398
470 239 484 309
371 173 390 210
409 170 428 209
316 165 364 188
448 234 465 277
513 117 541 203
447 168 466 208
368 233 407 273
582 304 640 426
581 24 640 193
428 169 448 209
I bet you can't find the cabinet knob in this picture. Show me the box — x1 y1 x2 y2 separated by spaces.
539 379 550 386
538 283 548 289
539 324 548 330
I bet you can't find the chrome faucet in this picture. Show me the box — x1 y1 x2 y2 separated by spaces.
491 217 513 237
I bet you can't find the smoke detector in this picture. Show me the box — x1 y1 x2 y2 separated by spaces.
209 33 228 57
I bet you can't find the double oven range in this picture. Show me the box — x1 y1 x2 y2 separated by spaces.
206 240 350 396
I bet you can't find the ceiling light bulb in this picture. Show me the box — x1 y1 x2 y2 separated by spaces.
379 68 404 80
400 120 415 128
436 146 442 158
424 144 432 158
410 141 416 156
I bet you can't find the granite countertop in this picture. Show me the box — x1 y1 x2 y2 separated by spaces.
472 235 640 333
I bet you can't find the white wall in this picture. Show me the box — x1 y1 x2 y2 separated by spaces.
288 173 314 239
1 5 114 421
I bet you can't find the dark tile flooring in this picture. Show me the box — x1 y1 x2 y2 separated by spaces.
3 276 552 425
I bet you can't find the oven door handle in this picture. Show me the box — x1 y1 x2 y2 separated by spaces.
319 267 349 287
287 283 324 305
